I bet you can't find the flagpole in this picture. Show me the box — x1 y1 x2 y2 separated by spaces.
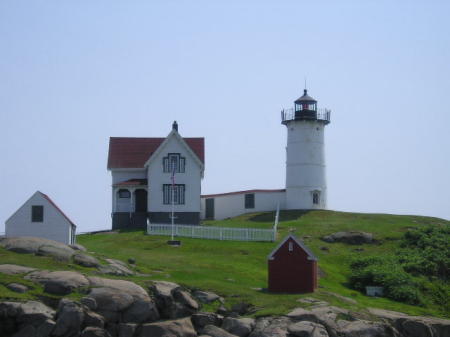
171 169 175 241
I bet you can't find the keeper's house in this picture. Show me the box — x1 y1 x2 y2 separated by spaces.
107 122 204 229
5 191 76 245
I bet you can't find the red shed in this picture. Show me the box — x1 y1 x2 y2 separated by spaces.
268 234 318 293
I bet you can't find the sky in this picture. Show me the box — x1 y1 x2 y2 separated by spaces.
1 1 449 232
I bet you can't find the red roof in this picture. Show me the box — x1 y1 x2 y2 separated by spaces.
107 137 204 169
38 192 76 227
114 179 148 186
201 189 286 198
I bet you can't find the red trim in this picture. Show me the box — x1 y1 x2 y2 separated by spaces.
38 192 76 227
114 179 148 186
201 189 285 198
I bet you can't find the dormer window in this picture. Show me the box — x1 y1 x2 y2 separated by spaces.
163 153 185 173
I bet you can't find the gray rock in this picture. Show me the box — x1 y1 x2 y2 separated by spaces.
0 300 55 326
222 317 255 337
7 283 28 293
248 317 291 337
127 258 136 264
173 289 199 310
82 326 112 337
36 245 74 261
118 323 137 337
88 277 150 300
231 302 252 315
193 290 221 303
368 308 450 337
81 296 98 310
11 324 36 337
322 232 373 245
84 309 105 328
286 308 318 322
203 325 239 337
25 270 89 295
99 259 134 276
151 280 180 297
288 321 329 337
74 253 101 268
191 312 224 329
122 299 160 323
36 319 56 337
70 243 87 251
336 320 391 337
106 322 119 337
0 264 36 275
138 317 197 337
89 287 135 312
53 299 84 337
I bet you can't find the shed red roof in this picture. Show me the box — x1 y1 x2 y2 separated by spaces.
39 192 76 227
107 137 204 169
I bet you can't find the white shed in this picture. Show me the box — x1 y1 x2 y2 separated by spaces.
5 191 76 245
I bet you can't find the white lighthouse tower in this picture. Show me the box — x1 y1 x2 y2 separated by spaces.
281 89 331 210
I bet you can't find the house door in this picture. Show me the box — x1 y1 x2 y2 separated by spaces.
205 198 214 219
135 189 148 212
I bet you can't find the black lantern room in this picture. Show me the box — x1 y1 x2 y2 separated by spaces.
294 89 317 120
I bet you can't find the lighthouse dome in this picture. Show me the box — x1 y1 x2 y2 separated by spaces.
294 89 317 104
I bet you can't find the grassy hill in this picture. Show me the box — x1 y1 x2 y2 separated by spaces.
1 210 448 318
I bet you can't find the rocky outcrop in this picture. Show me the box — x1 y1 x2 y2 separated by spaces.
138 317 197 337
0 264 36 275
151 281 199 319
25 270 90 295
322 232 373 244
73 253 101 268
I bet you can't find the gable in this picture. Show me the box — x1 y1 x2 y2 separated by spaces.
268 234 318 261
5 191 76 227
108 137 204 169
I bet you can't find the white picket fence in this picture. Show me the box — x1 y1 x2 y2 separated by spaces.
147 223 276 242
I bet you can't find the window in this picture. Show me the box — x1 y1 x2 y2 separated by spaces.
288 241 293 252
32 205 44 222
118 189 131 198
163 153 185 173
244 193 255 209
163 184 185 205
312 191 320 205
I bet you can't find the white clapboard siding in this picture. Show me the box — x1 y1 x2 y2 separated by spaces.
147 224 276 242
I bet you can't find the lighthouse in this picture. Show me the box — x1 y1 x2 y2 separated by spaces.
281 89 331 210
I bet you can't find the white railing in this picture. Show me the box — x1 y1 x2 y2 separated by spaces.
147 223 276 242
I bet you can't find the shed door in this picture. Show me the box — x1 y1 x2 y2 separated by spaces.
205 198 215 219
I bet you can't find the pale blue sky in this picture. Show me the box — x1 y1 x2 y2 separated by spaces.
1 1 449 232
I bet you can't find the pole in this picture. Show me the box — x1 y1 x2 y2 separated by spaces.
171 182 175 241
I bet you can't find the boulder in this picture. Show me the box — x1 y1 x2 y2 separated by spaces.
231 302 252 315
89 287 135 313
70 243 87 251
0 300 55 326
288 321 329 337
81 296 98 310
88 277 149 300
191 312 223 329
151 281 198 319
83 309 105 328
118 323 137 337
122 299 160 323
0 264 36 275
202 324 239 337
368 308 450 337
98 259 134 276
138 317 197 337
193 290 221 303
322 232 373 245
287 308 319 322
52 299 84 337
7 283 28 293
25 270 89 295
36 245 73 261
222 317 255 337
336 320 392 337
10 324 36 337
248 317 291 337
36 318 56 337
81 326 112 337
74 253 101 268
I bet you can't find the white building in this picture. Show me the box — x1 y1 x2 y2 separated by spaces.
201 89 330 220
5 191 76 245
107 122 205 229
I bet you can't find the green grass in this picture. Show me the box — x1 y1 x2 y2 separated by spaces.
1 210 448 318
